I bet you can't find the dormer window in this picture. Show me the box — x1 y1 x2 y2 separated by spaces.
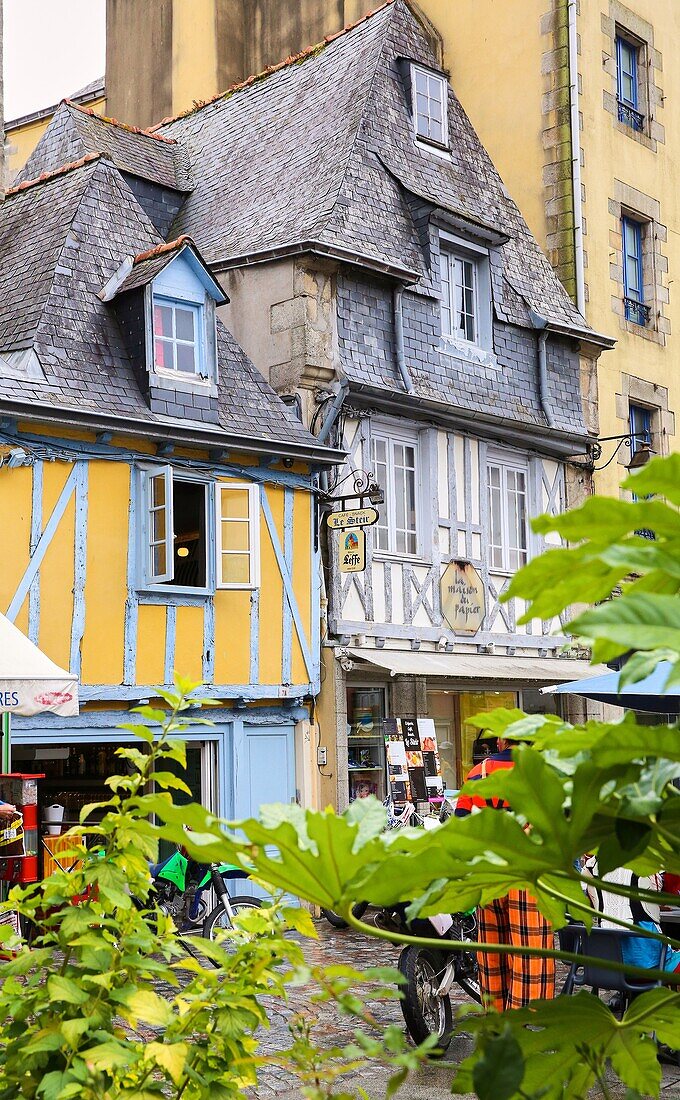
412 64 448 148
153 297 203 376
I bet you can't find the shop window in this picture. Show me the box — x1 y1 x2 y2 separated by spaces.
487 459 528 573
140 466 210 591
616 32 644 132
216 483 260 589
346 685 386 803
371 430 420 556
411 64 448 148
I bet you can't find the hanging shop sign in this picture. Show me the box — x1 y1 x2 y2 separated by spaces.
339 528 366 573
326 507 379 530
440 560 485 635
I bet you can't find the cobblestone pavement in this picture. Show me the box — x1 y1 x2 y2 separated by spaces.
141 915 680 1099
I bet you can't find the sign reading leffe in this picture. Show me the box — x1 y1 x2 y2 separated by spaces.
326 507 379 530
440 560 485 635
339 528 366 573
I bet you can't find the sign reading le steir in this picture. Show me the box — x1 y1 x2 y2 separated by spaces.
440 560 485 635
326 507 379 530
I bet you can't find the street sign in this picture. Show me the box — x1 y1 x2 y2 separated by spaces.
326 507 379 530
339 528 366 572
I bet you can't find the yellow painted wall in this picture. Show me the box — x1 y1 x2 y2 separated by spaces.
171 0 218 117
0 436 315 698
6 96 107 181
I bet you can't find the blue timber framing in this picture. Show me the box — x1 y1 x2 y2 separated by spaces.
281 487 294 684
28 459 44 643
164 603 177 684
259 486 316 689
6 462 80 623
69 461 89 677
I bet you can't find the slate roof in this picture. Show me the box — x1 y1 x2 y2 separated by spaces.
14 101 193 192
158 0 593 336
0 157 328 459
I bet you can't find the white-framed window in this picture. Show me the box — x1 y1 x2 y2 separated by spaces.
152 296 205 377
440 250 477 344
216 483 260 589
371 430 420 556
141 466 211 591
487 460 529 573
411 64 448 147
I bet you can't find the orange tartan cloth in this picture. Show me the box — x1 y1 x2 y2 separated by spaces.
476 890 555 1011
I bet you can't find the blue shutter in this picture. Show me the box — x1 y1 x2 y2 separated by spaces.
629 405 652 455
616 36 638 108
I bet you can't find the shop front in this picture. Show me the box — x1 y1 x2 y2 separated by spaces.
339 651 603 807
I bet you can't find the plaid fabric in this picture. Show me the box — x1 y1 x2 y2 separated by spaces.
477 889 555 1011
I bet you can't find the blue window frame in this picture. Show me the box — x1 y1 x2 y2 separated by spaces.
139 466 213 593
629 404 652 456
622 217 649 325
616 34 644 131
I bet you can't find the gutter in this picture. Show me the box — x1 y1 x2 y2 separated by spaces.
393 286 414 393
0 399 345 467
348 384 593 458
213 239 420 285
315 379 349 445
567 0 586 314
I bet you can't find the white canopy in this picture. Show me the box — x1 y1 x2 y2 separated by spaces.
0 612 79 717
348 648 607 684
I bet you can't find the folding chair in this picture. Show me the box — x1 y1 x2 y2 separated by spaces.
577 926 663 1003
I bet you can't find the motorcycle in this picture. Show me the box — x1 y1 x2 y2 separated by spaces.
149 845 261 942
398 908 481 1050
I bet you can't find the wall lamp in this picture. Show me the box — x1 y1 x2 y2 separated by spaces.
591 434 654 472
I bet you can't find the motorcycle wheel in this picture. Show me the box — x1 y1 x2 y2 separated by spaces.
203 895 263 942
320 901 369 929
398 945 453 1052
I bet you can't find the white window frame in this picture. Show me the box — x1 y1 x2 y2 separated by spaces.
438 231 495 363
139 466 214 594
411 63 448 149
487 457 529 574
216 483 261 590
371 428 421 559
152 295 207 381
440 250 478 345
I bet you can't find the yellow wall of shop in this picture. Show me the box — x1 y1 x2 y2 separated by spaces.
6 96 107 181
0 429 316 700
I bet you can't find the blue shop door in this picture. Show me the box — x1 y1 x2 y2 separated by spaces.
232 722 296 900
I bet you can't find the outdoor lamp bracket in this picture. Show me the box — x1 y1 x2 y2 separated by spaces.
321 468 384 511
591 433 654 472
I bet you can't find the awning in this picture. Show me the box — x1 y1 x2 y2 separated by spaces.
347 648 606 684
542 661 679 714
0 612 79 717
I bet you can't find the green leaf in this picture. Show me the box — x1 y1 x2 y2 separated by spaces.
145 1040 189 1085
472 1028 524 1100
47 974 89 1005
122 989 174 1027
622 452 680 505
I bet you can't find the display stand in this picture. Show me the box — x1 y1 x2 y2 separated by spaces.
384 718 444 809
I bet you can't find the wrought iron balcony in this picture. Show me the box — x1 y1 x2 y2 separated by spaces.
617 100 645 132
624 297 651 326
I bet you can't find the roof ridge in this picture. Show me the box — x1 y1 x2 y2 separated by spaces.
133 235 194 265
64 99 178 145
5 152 103 198
150 0 396 131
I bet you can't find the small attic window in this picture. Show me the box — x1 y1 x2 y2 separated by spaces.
411 63 448 148
153 297 204 376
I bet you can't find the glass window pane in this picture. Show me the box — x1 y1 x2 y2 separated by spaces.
152 543 166 577
152 475 166 509
154 304 173 337
415 69 428 94
152 507 166 543
222 553 250 585
395 464 406 533
154 338 173 370
175 308 195 342
222 520 250 552
489 466 501 489
221 489 250 519
176 343 196 373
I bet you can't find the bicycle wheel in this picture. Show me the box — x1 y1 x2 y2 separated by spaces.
320 901 369 929
398 945 453 1051
203 895 262 942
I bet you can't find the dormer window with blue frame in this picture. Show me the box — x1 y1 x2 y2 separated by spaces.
616 33 644 132
153 297 204 377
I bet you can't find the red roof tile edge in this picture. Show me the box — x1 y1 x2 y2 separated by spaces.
133 236 194 265
5 151 104 197
149 0 396 130
64 99 178 144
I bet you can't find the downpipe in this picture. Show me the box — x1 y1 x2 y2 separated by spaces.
394 286 414 393
530 309 557 430
567 0 586 314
